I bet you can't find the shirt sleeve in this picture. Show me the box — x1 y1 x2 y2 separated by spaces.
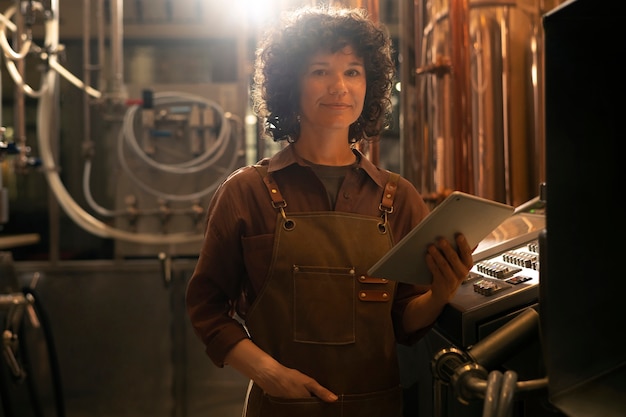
393 282 434 345
185 177 251 367
388 176 434 345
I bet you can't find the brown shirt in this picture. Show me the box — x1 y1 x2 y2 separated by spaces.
186 145 432 367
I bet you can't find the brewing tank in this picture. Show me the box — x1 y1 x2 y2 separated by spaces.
401 0 565 206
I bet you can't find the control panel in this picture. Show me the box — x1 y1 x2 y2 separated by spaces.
471 239 539 296
435 211 544 347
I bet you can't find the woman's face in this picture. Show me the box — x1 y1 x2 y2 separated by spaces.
298 45 366 134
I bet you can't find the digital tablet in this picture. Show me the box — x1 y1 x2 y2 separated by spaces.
367 191 515 285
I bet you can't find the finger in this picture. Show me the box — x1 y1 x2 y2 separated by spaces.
437 237 472 275
306 382 338 402
455 234 474 268
428 242 455 276
425 251 441 278
430 240 468 284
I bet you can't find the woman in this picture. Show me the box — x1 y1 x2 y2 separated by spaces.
185 6 473 417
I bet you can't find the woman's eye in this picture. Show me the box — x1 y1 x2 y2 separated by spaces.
312 69 326 76
346 69 361 77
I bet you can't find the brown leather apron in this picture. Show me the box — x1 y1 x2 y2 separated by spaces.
241 167 403 417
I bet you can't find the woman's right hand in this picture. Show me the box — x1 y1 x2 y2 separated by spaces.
225 338 338 402
255 358 338 402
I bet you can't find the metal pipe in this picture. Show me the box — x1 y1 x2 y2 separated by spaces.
496 370 518 417
483 370 503 417
530 16 545 188
499 6 512 204
467 308 540 369
363 0 380 166
449 0 473 193
83 0 92 157
97 0 105 91
12 7 26 172
109 0 125 99
405 0 423 184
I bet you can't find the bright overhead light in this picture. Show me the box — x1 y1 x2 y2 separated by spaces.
240 0 279 28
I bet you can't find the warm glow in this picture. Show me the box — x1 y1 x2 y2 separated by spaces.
244 0 277 26
245 114 258 125
234 0 317 30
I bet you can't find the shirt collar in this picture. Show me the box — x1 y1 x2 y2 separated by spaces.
266 144 387 188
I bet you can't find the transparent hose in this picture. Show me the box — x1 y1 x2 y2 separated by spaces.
4 58 46 97
1 5 44 97
0 5 34 60
113 90 244 203
37 1 203 245
82 160 123 217
49 58 101 98
1 4 101 99
121 92 231 173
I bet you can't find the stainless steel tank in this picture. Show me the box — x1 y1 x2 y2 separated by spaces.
401 0 565 206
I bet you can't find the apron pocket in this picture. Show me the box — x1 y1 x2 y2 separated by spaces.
292 265 355 344
246 383 403 417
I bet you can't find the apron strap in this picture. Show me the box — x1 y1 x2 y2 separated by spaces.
380 171 400 214
254 165 400 213
254 164 400 230
377 171 400 233
253 164 294 229
253 164 287 210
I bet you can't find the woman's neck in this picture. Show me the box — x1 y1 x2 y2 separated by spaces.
294 128 356 166
292 141 356 166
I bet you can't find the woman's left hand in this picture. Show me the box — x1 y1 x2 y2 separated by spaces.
402 233 474 334
425 233 474 304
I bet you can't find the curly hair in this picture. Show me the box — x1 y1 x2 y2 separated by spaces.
250 6 396 143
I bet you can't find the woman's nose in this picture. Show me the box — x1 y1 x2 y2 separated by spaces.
329 74 347 95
